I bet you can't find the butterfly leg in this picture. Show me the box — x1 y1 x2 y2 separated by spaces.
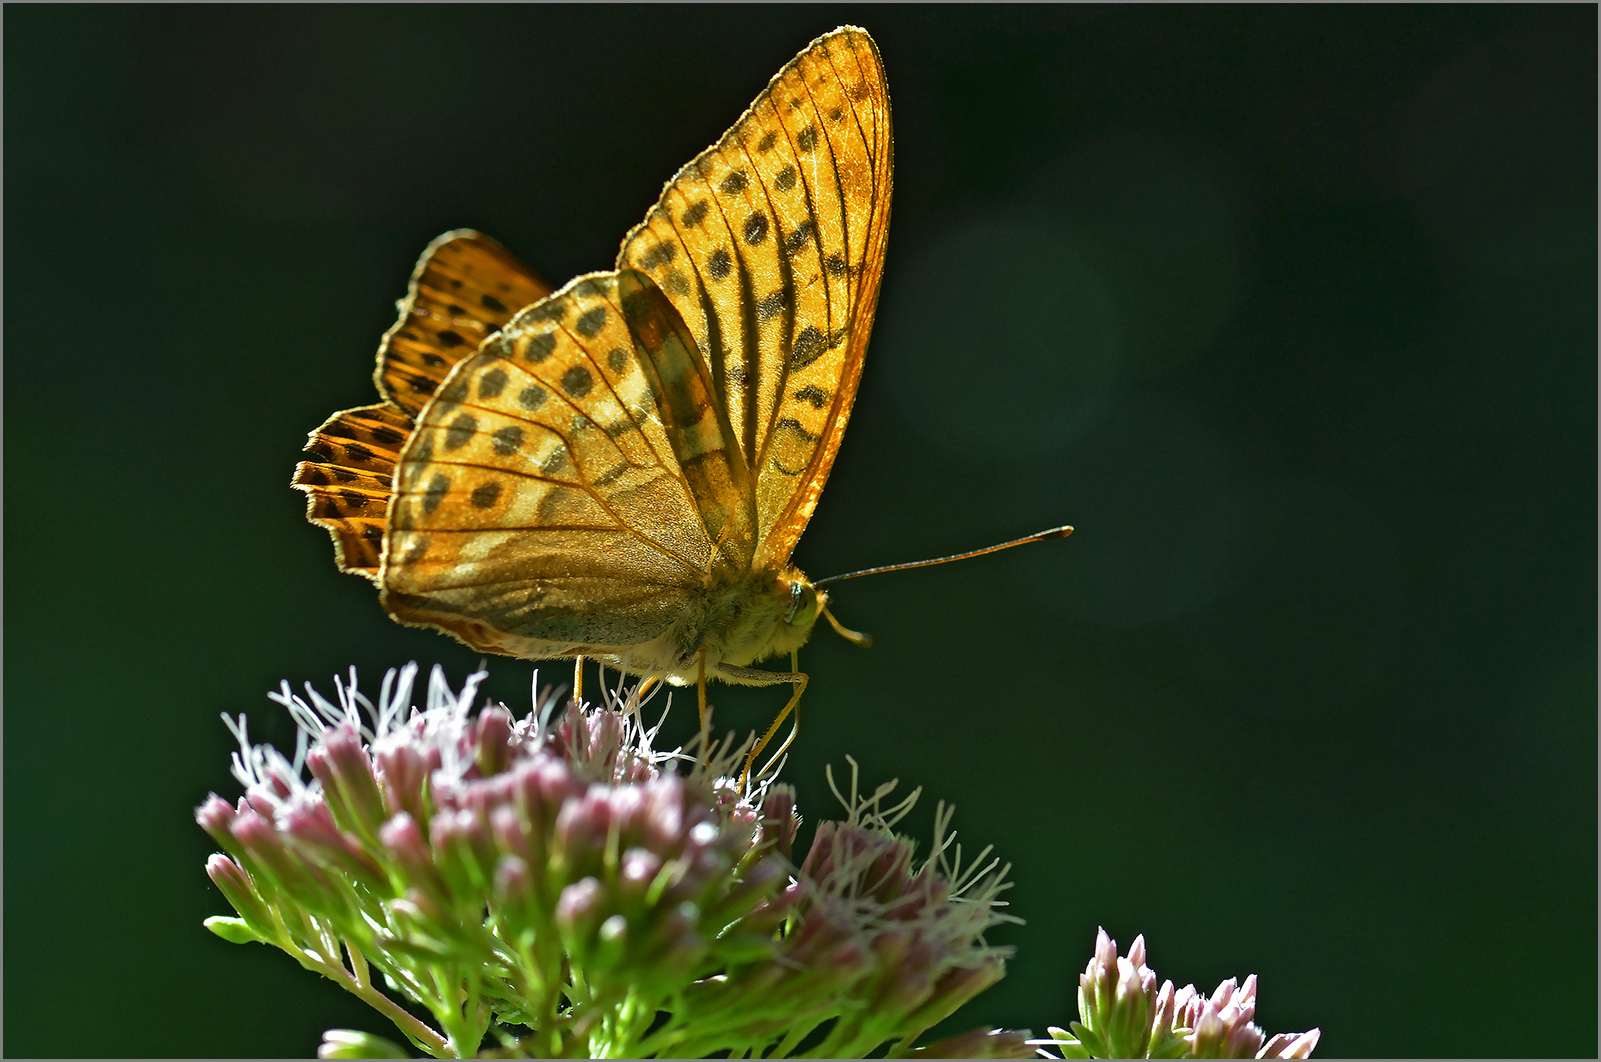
753 652 808 781
573 655 585 705
697 648 709 761
722 658 809 790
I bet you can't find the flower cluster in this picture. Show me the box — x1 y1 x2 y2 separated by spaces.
1040 929 1321 1059
197 665 1027 1059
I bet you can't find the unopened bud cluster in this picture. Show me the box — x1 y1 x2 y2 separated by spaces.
197 665 1027 1059
1041 929 1321 1059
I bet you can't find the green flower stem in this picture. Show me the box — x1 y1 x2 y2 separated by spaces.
267 908 448 1057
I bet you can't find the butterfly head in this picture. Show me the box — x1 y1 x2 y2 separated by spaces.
783 573 822 632
781 568 873 650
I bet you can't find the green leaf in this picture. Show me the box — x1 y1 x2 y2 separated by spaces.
1047 1026 1095 1059
204 916 262 944
319 1029 411 1058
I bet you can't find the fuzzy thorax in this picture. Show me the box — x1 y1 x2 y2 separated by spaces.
630 565 822 685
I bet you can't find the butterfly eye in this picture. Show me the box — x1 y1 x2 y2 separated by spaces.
786 580 819 628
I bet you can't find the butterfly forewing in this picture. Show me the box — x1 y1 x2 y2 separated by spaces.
616 27 891 568
618 269 755 573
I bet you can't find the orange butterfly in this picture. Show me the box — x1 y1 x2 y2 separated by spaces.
296 27 891 767
295 27 1070 772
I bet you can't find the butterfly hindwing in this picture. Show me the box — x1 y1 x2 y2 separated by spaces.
379 230 553 416
616 26 891 569
381 273 716 658
296 234 554 582
293 402 416 581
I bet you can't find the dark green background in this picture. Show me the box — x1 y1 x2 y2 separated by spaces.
7 5 1595 1057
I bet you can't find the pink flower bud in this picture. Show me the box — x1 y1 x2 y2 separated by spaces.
909 1026 1034 1058
757 785 798 859
472 706 514 776
206 853 274 933
620 847 664 896
373 742 430 825
1261 1029 1322 1059
281 801 385 890
555 875 605 952
641 777 687 854
494 853 533 909
379 812 449 905
196 794 240 852
229 806 331 906
306 725 387 842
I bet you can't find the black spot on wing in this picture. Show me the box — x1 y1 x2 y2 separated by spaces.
593 463 628 488
491 426 524 455
789 326 826 369
776 417 818 442
743 212 769 246
757 288 790 323
478 368 508 399
444 413 477 452
561 365 594 398
525 332 557 363
707 248 732 280
635 242 677 271
470 481 502 509
793 384 830 409
784 219 816 256
423 474 450 515
681 200 710 227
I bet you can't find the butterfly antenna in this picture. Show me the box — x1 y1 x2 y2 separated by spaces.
813 525 1074 587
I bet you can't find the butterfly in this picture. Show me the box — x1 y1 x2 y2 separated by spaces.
295 26 894 768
